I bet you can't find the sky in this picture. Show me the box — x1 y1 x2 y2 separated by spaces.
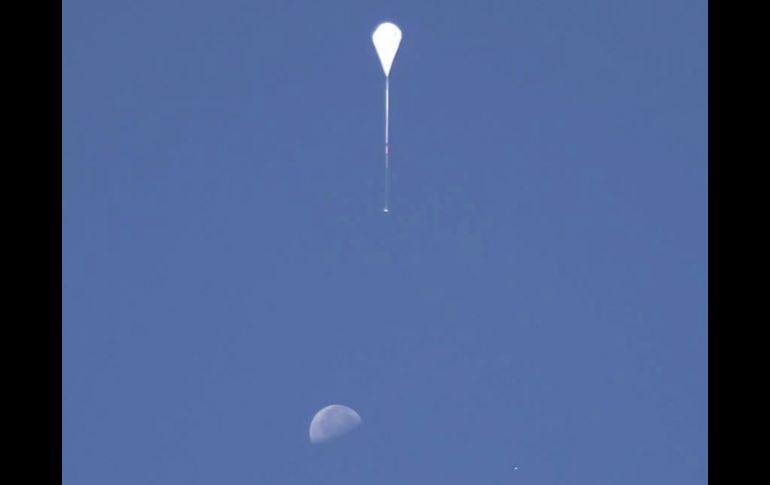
63 0 708 483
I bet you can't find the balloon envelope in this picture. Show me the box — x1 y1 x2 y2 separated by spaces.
372 22 402 77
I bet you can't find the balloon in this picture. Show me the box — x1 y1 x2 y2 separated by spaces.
372 22 402 212
372 22 402 77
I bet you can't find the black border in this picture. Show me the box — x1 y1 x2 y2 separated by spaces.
52 0 63 481
15 1 62 479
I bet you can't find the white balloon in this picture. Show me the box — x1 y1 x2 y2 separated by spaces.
372 22 402 77
308 404 362 444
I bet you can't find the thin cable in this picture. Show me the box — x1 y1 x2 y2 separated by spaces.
384 76 390 212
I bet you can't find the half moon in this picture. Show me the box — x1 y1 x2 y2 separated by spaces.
309 404 362 444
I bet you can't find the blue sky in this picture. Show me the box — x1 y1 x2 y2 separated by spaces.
63 0 707 483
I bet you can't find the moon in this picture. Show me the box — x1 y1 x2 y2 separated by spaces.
309 404 362 444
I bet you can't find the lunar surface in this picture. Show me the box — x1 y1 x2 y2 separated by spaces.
309 404 362 444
